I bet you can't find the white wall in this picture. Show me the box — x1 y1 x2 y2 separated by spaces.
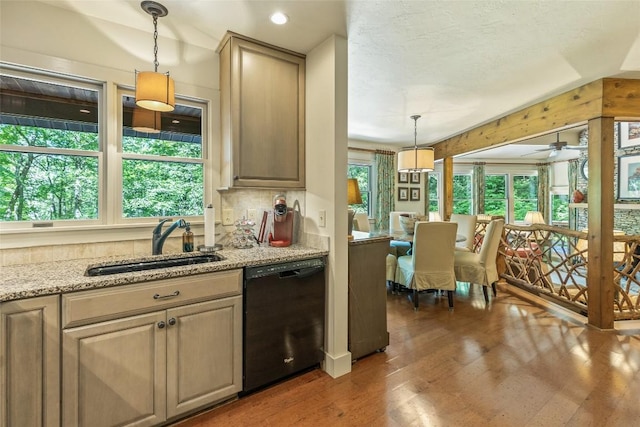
306 35 351 378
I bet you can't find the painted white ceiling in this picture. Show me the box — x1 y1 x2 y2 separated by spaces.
38 0 640 160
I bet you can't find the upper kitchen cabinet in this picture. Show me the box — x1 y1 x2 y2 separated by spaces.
218 32 306 189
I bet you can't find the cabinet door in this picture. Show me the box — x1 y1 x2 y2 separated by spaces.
1 295 60 427
221 34 306 189
165 296 242 419
62 311 166 427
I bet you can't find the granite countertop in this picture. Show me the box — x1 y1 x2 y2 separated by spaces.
0 245 328 302
350 231 393 246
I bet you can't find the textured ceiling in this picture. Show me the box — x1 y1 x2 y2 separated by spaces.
36 0 640 159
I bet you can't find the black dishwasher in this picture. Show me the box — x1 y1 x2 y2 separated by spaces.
243 257 325 393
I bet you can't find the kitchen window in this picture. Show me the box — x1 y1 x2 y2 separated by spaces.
120 93 204 219
0 71 101 224
0 66 209 231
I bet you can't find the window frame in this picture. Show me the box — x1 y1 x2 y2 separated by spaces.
0 65 212 240
427 172 441 216
115 87 207 225
0 66 105 229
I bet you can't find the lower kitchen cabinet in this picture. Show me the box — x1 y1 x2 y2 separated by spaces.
1 295 60 427
61 270 243 427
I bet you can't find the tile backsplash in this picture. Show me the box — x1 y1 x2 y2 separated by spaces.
0 236 184 267
2 189 309 267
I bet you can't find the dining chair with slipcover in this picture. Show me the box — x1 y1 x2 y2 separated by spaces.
453 219 505 303
389 211 418 235
353 213 371 232
395 221 459 310
450 213 477 252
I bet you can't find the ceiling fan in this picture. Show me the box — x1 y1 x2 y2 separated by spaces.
534 133 587 158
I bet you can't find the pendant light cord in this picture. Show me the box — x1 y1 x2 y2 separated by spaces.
152 14 159 72
411 114 421 171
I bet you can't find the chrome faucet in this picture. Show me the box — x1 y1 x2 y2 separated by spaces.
152 218 187 255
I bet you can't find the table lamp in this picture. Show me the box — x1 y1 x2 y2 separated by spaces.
524 211 545 225
348 178 362 239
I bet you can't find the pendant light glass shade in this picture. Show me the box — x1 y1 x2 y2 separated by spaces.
132 106 162 133
397 114 435 172
136 71 175 112
135 1 175 112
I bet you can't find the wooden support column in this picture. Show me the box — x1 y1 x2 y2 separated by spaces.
586 117 615 329
442 157 453 221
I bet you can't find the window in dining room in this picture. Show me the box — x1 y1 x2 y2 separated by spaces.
348 163 372 216
428 173 440 213
513 174 538 221
485 174 507 217
453 173 472 214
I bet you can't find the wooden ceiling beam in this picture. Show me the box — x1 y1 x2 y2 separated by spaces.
432 78 640 160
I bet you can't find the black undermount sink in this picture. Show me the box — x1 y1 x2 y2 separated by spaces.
85 254 224 277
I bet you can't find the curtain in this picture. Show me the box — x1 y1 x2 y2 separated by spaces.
375 150 395 232
537 163 549 222
473 163 485 214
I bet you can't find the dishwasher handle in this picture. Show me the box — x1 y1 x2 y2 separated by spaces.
279 266 324 280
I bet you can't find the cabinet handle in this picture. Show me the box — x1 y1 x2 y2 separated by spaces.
153 290 180 300
168 317 176 326
158 321 166 329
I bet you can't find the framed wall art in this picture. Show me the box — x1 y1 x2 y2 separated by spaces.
398 187 409 201
619 122 640 149
398 172 409 183
410 172 421 184
618 154 640 200
410 188 420 201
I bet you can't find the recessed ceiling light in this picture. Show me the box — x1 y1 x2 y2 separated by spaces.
270 12 288 25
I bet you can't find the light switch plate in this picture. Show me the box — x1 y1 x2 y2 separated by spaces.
319 210 326 227
222 209 234 225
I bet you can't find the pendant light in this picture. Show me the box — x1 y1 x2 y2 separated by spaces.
135 1 175 112
397 115 434 172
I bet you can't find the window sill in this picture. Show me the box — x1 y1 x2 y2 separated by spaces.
0 221 215 250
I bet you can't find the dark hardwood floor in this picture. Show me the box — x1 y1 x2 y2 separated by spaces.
173 284 640 426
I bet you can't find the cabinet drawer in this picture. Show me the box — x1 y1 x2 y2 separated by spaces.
62 269 242 328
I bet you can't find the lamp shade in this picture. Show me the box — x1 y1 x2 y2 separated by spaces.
347 178 363 205
135 71 175 112
397 147 434 172
524 211 545 224
132 107 161 133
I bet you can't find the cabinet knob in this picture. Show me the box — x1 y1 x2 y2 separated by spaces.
158 321 166 329
233 175 239 180
168 317 176 326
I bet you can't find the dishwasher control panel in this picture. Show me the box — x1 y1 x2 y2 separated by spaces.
244 258 325 279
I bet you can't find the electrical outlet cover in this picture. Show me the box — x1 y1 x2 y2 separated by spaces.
222 209 234 225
